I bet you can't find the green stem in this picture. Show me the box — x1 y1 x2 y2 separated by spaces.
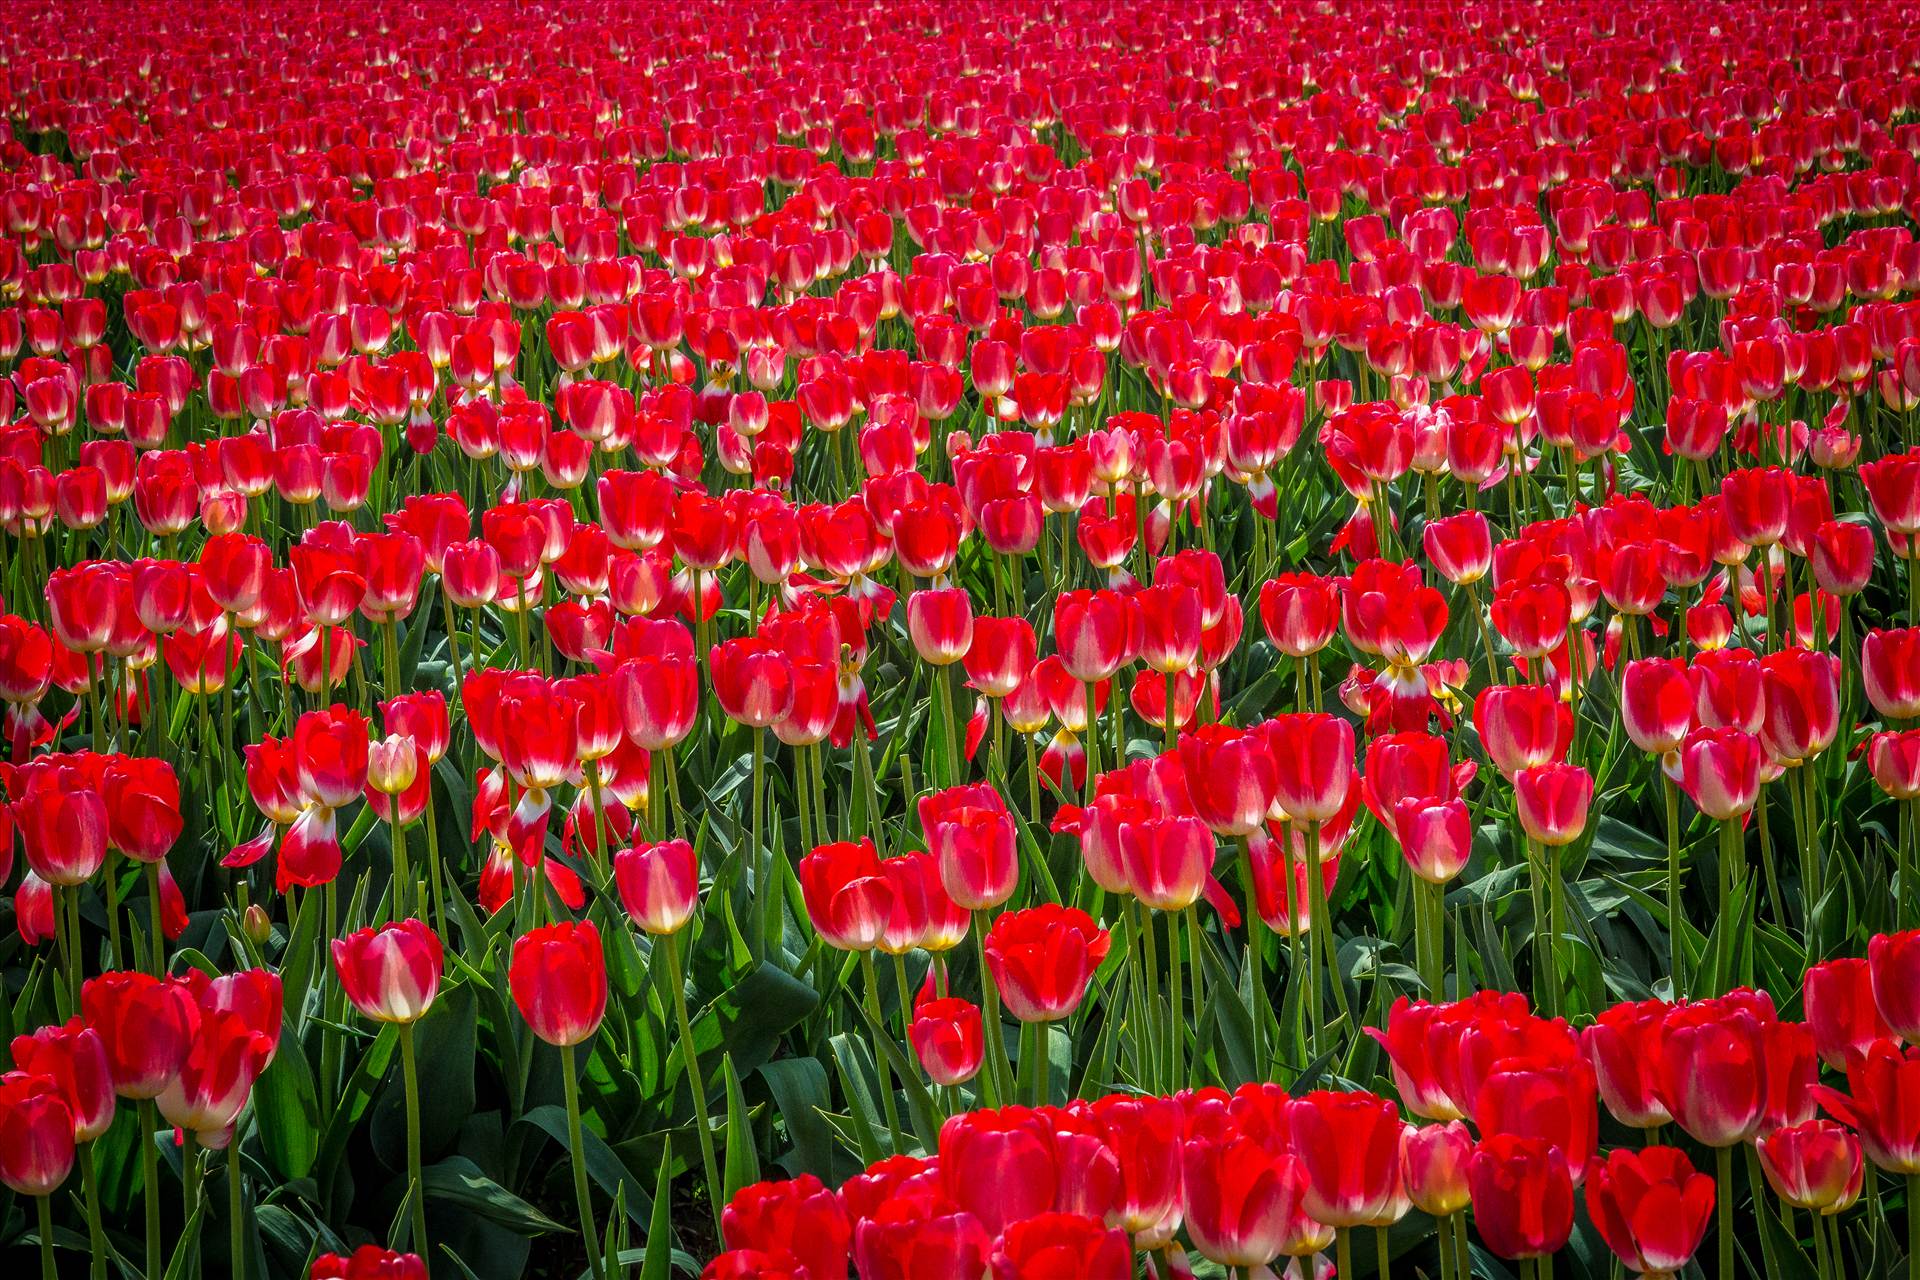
389 812 410 922
1665 776 1686 998
37 1195 54 1280
1166 904 1185 1085
1308 822 1349 1035
146 861 166 976
400 1023 429 1259
227 1138 244 1280
140 1098 161 1279
182 1131 201 1231
1337 1228 1354 1280
972 912 1014 1104
1237 837 1268 1073
1377 1225 1392 1280
753 728 774 957
82 1141 107 1280
861 952 907 1152
664 933 723 1234
1718 1145 1736 1280
559 1043 606 1280
1909 1172 1919 1280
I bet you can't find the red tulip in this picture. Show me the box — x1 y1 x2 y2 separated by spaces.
1759 648 1841 766
1657 999 1768 1147
710 638 796 728
1285 1090 1408 1227
1467 1134 1574 1261
14 783 108 885
1118 815 1213 911
1054 589 1137 682
155 1004 275 1140
1514 763 1593 847
331 919 443 1023
310 1248 427 1280
907 588 975 667
1870 930 1920 1040
80 971 196 1099
1813 1039 1920 1173
938 1106 1058 1238
1423 512 1493 585
1181 1134 1325 1267
1402 1121 1473 1217
964 617 1038 699
1475 684 1574 779
1473 1057 1599 1185
920 784 1019 910
1678 727 1764 821
1621 658 1694 756
614 839 699 935
292 705 370 808
854 1208 992 1280
1585 1146 1715 1277
1865 628 1920 721
1583 999 1674 1129
380 692 451 765
1258 573 1340 657
910 997 984 1087
1491 577 1572 659
799 838 893 952
509 922 607 1047
1090 1093 1184 1237
9 1020 114 1142
1392 796 1472 884
1805 957 1897 1070
1756 1119 1864 1213
988 1212 1131 1280
1135 583 1203 674
1861 447 1920 534
1178 725 1278 837
1265 713 1356 824
1811 520 1876 596
1870 731 1920 799
721 1174 850 1280
700 1250 807 1280
0 1072 74 1196
984 905 1109 1022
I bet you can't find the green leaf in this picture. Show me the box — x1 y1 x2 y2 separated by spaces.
757 1056 835 1179
421 1156 564 1235
252 1035 321 1180
639 1142 678 1280
720 1054 759 1203
516 1104 651 1227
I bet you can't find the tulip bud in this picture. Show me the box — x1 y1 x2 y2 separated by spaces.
366 733 420 796
242 904 273 946
1402 1121 1473 1217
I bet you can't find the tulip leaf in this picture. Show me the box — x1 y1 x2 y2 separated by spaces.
757 1055 835 1179
719 1053 760 1202
515 1103 651 1226
638 1142 678 1280
253 1034 321 1180
848 1001 940 1150
372 983 476 1161
421 1155 564 1234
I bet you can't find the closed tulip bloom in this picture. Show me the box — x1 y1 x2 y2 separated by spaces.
331 919 443 1023
15 785 109 885
1285 1090 1408 1227
799 839 893 952
1759 648 1841 766
1423 511 1493 585
965 617 1038 698
1258 573 1340 657
1080 792 1150 896
1869 731 1920 799
855 1207 992 1280
907 588 974 666
366 733 420 796
10 1020 115 1142
310 1247 429 1280
1805 957 1897 1070
614 839 699 935
1266 713 1356 823
984 905 1110 1022
1622 658 1694 755
1515 763 1593 847
102 757 185 864
1090 1094 1184 1237
938 1106 1059 1238
1467 1134 1575 1261
615 652 699 750
1054 589 1137 682
1869 930 1920 1039
1182 1135 1321 1267
1473 1059 1599 1185
720 1175 850 1280
710 639 796 728
1179 725 1278 836
0 1073 74 1196
509 922 607 1047
1392 795 1472 884
1585 1146 1715 1277
910 997 983 1086
1474 684 1573 778
1657 1003 1767 1147
1583 999 1674 1129
1491 578 1571 659
1865 628 1920 721
1812 1040 1920 1173
1811 520 1876 596
1403 1121 1473 1217
1119 816 1213 911
1679 727 1764 820
921 785 1019 910
1756 1119 1864 1213
989 1211 1132 1280
700 1249 805 1280
155 1007 276 1140
292 705 370 808
80 971 197 1099
1861 448 1920 534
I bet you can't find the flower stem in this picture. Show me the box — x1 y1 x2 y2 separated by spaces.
1665 776 1686 997
1718 1144 1735 1280
400 1022 429 1260
559 1043 606 1280
140 1098 161 1279
665 932 723 1234
82 1141 107 1280
861 951 906 1151
228 1138 244 1280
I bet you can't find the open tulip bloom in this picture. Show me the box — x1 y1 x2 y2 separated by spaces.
12 4 1920 1280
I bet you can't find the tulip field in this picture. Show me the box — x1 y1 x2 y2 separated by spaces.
12 1 1920 1278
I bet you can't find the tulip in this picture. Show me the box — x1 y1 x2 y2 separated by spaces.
1805 956 1897 1070
989 1211 1132 1280
911 997 984 1087
10 1021 114 1143
154 1005 274 1141
1475 684 1573 779
1756 1119 1864 1213
1813 1038 1920 1174
1090 1094 1183 1240
984 905 1109 1026
1515 763 1593 848
1179 725 1278 837
1467 1134 1575 1261
938 1107 1059 1238
1585 1146 1715 1277
1865 628 1920 721
0 1072 75 1197
1870 930 1920 1040
854 1207 993 1280
721 1174 851 1280
1584 999 1675 1129
1266 713 1356 824
309 1248 427 1280
331 920 442 1024
1285 1090 1407 1229
1871 731 1920 800
292 705 370 808
700 1250 805 1280
512 921 610 1279
1118 816 1213 911
1182 1134 1325 1267
613 839 699 936
1657 1002 1767 1148
1403 1121 1473 1217
798 839 893 952
921 785 1019 910
1055 589 1137 683
907 587 975 666
1258 573 1341 659
1424 512 1493 585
